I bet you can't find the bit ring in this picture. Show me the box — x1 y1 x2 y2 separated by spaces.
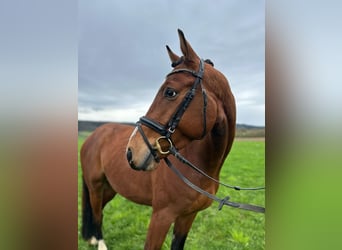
155 136 173 155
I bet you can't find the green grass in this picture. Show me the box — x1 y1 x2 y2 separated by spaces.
78 133 265 249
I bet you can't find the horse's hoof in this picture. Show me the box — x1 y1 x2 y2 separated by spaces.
98 239 108 250
89 236 98 245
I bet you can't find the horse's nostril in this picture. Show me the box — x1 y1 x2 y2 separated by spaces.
127 148 139 170
126 147 133 162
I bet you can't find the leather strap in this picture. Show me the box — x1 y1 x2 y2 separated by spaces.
164 158 265 213
169 147 265 191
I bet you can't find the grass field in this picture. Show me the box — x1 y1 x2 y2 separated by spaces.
78 132 265 249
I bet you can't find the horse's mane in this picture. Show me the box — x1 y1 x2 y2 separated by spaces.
204 66 235 121
203 65 236 157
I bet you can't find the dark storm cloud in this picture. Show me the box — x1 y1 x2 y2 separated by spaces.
78 0 265 125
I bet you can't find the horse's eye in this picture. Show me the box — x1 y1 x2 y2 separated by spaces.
164 88 178 99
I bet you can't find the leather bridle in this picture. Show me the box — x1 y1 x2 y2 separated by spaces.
136 58 207 162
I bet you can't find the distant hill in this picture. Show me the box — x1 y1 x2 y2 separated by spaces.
78 121 135 132
78 121 264 137
235 124 265 138
236 124 264 130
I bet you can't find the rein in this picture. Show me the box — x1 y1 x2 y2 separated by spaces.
164 157 265 213
169 146 265 191
135 58 265 213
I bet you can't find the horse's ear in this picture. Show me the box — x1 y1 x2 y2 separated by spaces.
166 45 180 64
178 29 199 63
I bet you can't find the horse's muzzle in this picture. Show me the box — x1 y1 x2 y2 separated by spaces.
126 147 154 171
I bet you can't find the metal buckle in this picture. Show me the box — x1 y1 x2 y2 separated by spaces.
168 127 175 134
155 136 173 155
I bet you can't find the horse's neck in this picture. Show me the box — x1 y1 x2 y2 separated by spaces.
193 118 231 178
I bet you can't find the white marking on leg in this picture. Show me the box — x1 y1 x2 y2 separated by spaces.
89 236 98 245
98 239 108 250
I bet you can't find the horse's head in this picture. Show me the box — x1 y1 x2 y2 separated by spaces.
126 29 236 171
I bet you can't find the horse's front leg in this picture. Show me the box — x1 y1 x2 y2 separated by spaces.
144 209 175 250
171 212 197 250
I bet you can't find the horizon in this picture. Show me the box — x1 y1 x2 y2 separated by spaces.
77 120 265 128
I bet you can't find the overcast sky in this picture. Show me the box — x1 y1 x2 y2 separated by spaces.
78 0 265 126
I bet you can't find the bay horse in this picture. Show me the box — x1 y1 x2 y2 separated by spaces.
81 29 236 250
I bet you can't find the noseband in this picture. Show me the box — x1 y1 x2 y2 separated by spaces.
136 58 207 161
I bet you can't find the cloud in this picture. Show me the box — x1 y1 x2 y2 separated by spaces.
78 0 265 126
